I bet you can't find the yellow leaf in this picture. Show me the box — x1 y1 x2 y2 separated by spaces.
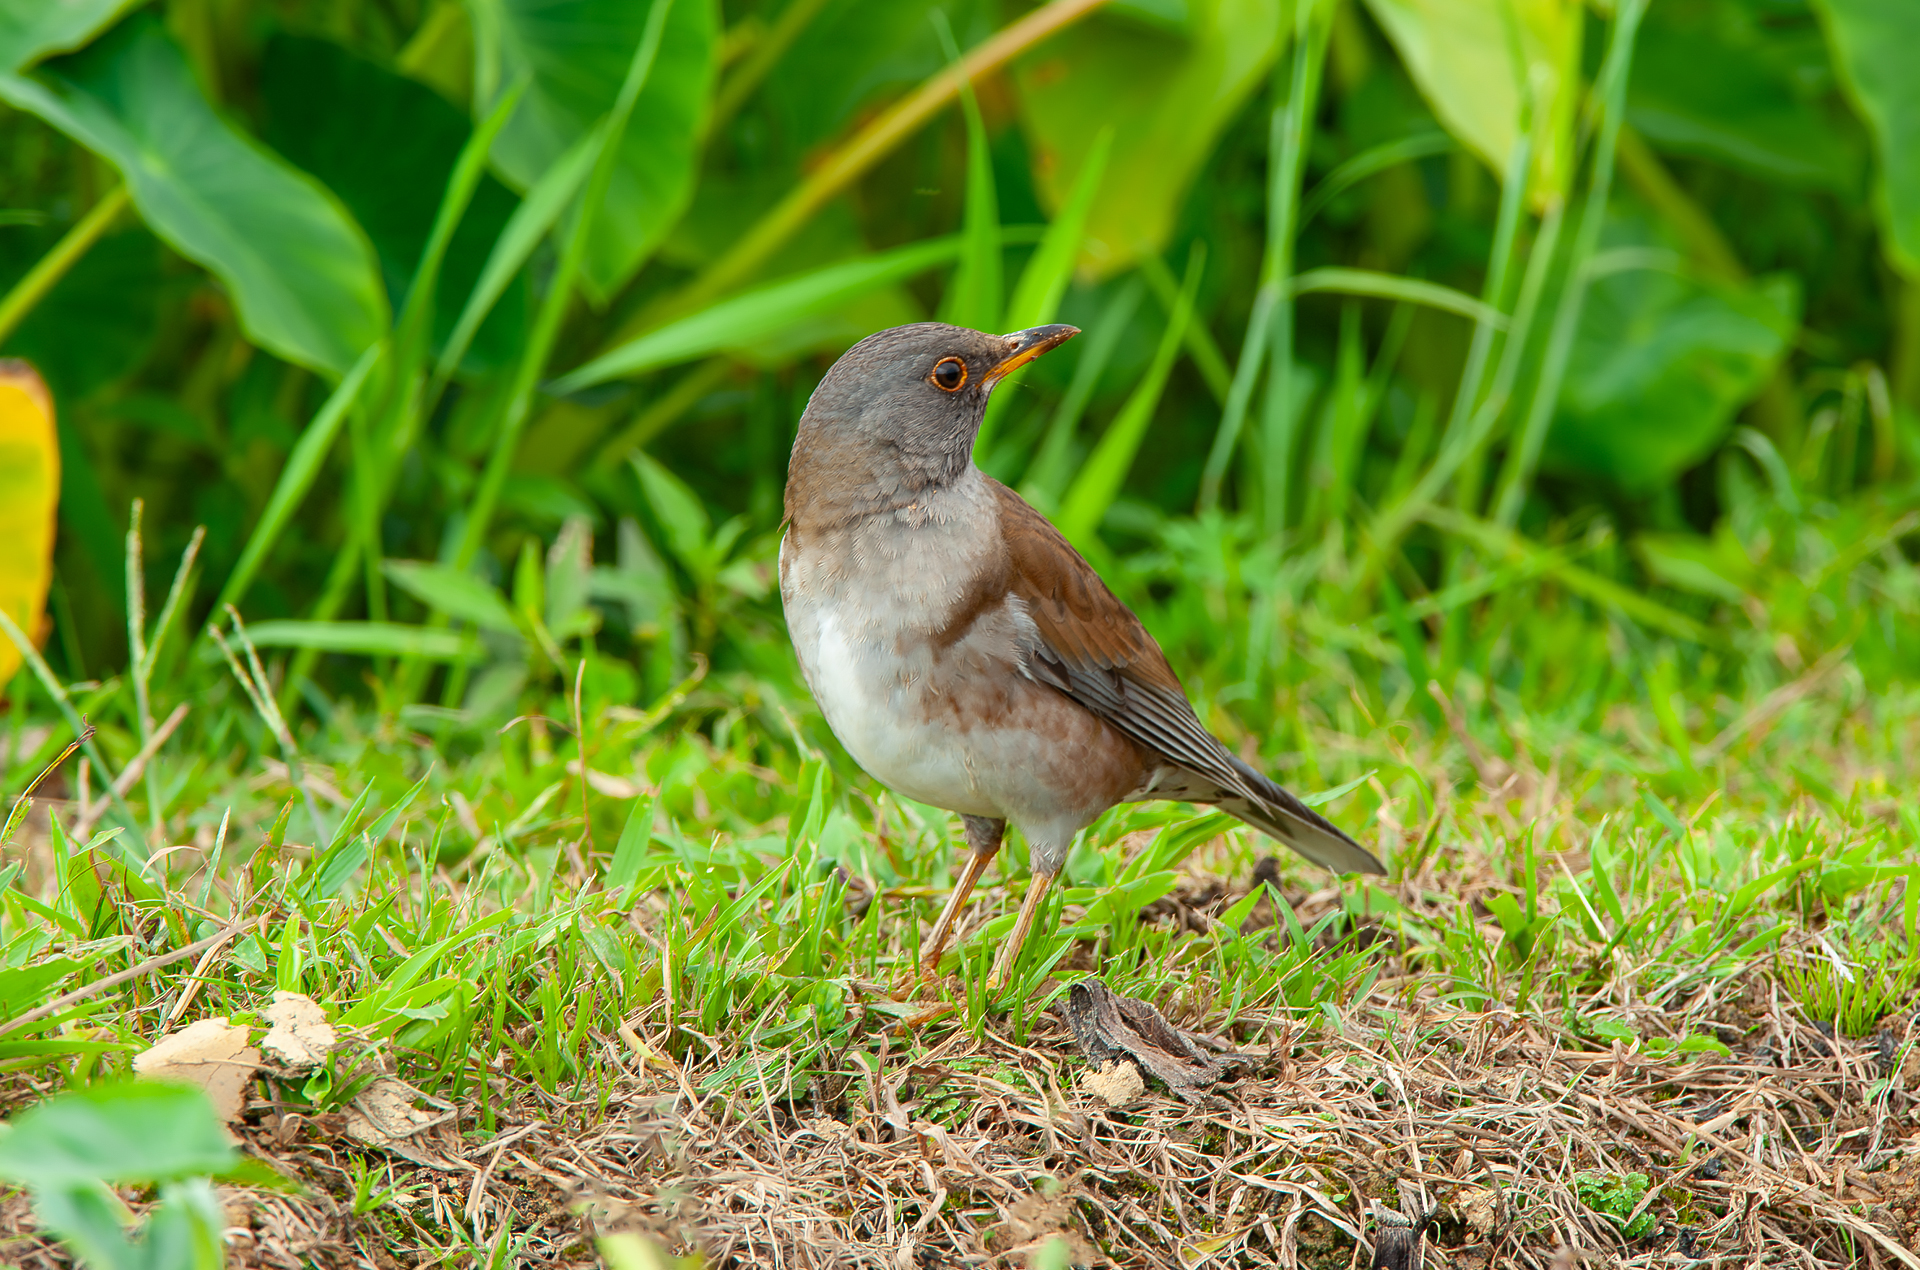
0 361 58 693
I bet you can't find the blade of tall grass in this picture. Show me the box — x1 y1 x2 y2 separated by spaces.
1417 505 1714 644
1140 253 1230 405
1198 107 1284 515
212 344 382 615
397 75 530 381
229 621 485 661
554 236 970 393
286 82 536 697
1298 131 1453 229
430 127 599 402
615 0 1109 336
1364 198 1565 556
1260 0 1334 542
1021 277 1145 511
0 608 139 836
122 503 159 844
0 184 127 347
975 126 1112 458
1056 244 1203 547
933 12 1001 335
1290 269 1505 327
453 0 677 576
1491 0 1649 527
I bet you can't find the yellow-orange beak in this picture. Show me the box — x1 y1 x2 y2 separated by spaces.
982 324 1079 387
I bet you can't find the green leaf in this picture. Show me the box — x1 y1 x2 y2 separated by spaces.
1813 0 1920 271
473 0 718 299
383 560 520 633
1363 0 1583 208
1545 213 1798 491
553 235 964 391
1016 0 1281 276
0 1082 236 1186
0 954 94 1017
223 620 485 662
258 34 526 370
1629 7 1861 192
0 0 138 72
630 453 711 570
1634 531 1753 603
0 15 389 375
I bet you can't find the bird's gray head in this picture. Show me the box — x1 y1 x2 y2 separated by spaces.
786 321 1077 524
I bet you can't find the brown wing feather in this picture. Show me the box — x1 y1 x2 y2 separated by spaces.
990 479 1385 875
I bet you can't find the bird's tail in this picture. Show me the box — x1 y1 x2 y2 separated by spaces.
1212 754 1387 875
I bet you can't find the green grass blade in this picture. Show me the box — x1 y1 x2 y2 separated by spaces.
213 344 382 615
1261 0 1334 541
454 0 678 575
1290 269 1506 328
221 620 485 661
974 126 1113 457
383 561 520 633
1299 130 1453 228
1021 277 1145 510
936 40 1002 333
1491 0 1650 527
1417 505 1718 645
1056 244 1204 547
395 73 529 379
431 126 600 387
553 236 966 393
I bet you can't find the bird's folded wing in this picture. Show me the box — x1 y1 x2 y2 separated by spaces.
991 479 1382 874
992 481 1259 787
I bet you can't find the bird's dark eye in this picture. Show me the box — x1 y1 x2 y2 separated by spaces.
930 357 967 392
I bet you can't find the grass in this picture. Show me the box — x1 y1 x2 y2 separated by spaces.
1 487 1917 1267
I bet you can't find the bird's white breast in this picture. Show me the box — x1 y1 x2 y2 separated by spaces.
779 474 1009 815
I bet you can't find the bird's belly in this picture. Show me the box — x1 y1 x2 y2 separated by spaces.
797 607 1143 846
805 610 1000 815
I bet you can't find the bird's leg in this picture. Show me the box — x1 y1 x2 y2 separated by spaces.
918 815 1004 978
985 867 1059 995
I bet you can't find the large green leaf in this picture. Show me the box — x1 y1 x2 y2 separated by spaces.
0 0 136 71
472 0 718 300
1812 0 1920 271
1361 0 1583 209
1544 208 1798 491
0 1082 235 1186
259 34 526 369
1015 0 1282 277
1629 2 1860 192
0 15 389 376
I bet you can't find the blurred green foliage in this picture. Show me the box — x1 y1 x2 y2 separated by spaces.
0 0 1914 744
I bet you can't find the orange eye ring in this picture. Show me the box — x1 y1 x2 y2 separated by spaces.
929 356 967 392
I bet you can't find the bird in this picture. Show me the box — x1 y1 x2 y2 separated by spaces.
779 321 1386 996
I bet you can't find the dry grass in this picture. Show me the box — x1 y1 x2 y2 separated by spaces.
5 890 1916 1269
